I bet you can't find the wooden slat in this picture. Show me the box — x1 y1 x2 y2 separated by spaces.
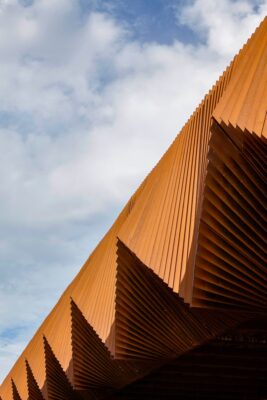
25 361 44 400
115 240 249 361
43 336 81 400
213 17 267 140
71 299 146 396
11 382 22 400
193 121 267 310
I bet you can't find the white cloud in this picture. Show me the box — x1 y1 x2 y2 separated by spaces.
0 0 266 382
178 0 267 56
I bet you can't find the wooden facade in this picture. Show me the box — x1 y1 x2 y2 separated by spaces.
1 17 266 400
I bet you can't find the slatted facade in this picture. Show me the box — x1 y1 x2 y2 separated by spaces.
0 17 266 400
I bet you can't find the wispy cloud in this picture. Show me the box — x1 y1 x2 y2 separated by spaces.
0 0 266 382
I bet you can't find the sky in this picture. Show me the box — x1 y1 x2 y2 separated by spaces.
0 0 266 382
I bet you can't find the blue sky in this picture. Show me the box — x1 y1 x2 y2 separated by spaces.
0 0 266 382
83 0 200 44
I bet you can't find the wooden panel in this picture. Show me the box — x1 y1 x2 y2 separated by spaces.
43 336 81 400
193 122 267 310
71 299 143 394
213 17 267 140
25 361 44 400
11 382 22 400
115 240 248 361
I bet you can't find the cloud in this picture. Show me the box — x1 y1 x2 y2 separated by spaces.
178 0 267 56
0 0 266 382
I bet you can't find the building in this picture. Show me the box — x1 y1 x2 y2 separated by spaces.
0 16 267 400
